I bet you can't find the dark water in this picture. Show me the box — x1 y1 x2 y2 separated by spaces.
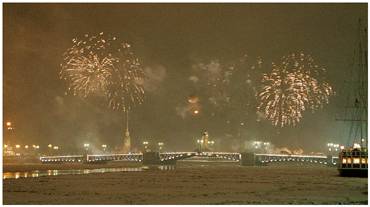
3 165 176 180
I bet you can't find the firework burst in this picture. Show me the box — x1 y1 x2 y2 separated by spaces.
61 33 145 112
258 52 334 127
60 32 117 97
279 52 334 111
258 68 308 127
106 42 145 112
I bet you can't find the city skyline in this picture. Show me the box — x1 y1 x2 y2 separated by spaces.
3 3 367 152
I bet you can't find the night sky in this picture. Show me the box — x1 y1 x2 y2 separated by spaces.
3 3 367 153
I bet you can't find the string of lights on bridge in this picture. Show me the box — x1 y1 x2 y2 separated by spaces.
4 120 363 167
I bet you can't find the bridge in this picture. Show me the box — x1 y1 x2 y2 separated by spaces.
39 151 338 166
255 153 338 166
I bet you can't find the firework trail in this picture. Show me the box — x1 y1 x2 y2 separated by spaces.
257 52 334 127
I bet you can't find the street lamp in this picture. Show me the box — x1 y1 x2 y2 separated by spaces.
158 142 164 152
83 143 90 155
207 140 215 151
14 144 20 156
262 142 270 152
52 146 59 155
25 145 29 149
5 122 14 148
47 144 53 155
196 139 204 152
207 140 215 145
253 141 261 150
327 143 333 152
31 144 39 156
143 141 149 152
333 144 339 151
102 144 107 153
6 122 13 130
196 139 201 152
327 142 342 154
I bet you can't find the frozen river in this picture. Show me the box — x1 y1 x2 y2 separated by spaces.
3 162 368 204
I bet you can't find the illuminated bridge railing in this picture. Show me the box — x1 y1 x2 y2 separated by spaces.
40 155 84 163
39 152 338 165
196 152 241 161
159 152 197 162
87 153 143 162
255 153 339 165
40 153 143 163
40 152 194 164
158 152 241 162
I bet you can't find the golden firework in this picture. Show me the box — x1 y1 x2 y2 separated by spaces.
60 32 117 97
61 33 145 112
106 43 145 112
258 52 334 127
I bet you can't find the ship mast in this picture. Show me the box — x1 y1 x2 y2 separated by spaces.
336 18 368 148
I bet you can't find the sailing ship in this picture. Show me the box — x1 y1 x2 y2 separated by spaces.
337 19 368 177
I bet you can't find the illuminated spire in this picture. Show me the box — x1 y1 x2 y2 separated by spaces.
123 110 131 153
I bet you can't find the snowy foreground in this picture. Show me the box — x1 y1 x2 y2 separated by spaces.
3 162 368 204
